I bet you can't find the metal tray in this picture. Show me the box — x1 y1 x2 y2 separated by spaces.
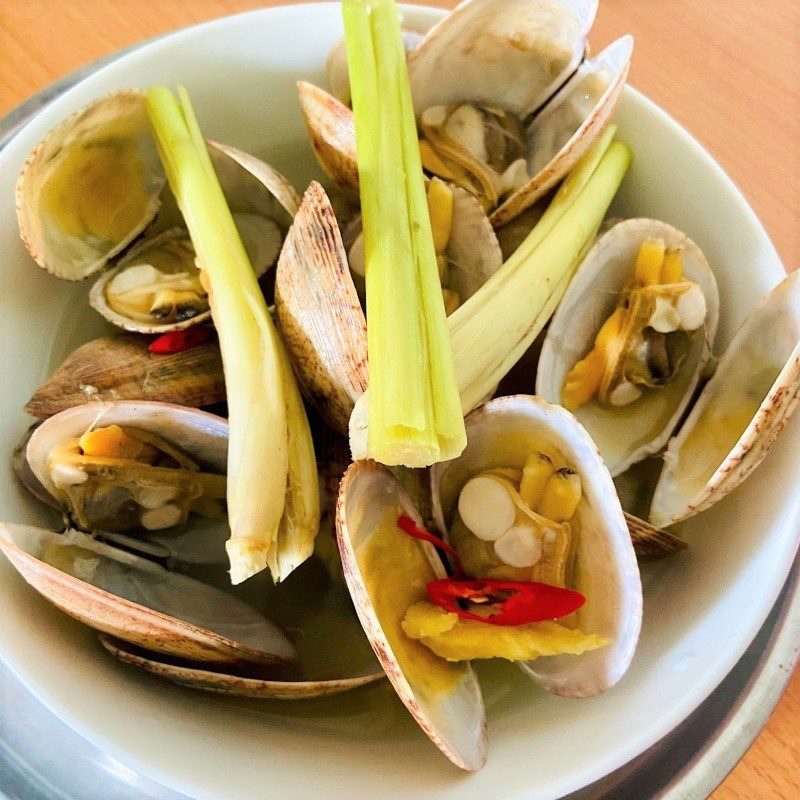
1 48 798 800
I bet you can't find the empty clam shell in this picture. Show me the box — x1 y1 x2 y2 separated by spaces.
408 0 598 120
336 460 487 771
16 90 166 280
99 634 384 699
0 523 295 665
430 395 642 697
275 182 368 435
650 269 800 527
490 35 633 227
536 219 720 476
24 335 225 420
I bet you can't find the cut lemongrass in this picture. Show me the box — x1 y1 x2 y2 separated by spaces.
343 0 465 467
146 86 319 584
349 130 631 459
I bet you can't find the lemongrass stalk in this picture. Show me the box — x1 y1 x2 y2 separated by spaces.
146 87 318 585
343 0 465 467
380 0 465 460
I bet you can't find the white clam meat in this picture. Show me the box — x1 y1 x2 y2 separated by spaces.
537 219 720 476
650 269 800 527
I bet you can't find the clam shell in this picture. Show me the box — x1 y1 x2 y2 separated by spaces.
16 90 166 280
336 460 487 771
536 219 720 476
26 400 228 501
88 228 212 334
297 82 358 199
99 634 384 699
490 36 633 228
275 182 368 435
430 395 642 697
650 269 800 527
346 182 503 302
89 142 298 335
408 0 598 119
24 334 224 420
327 28 425 104
0 523 295 666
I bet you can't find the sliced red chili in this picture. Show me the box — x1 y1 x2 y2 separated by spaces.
426 578 585 626
149 326 213 354
397 515 464 577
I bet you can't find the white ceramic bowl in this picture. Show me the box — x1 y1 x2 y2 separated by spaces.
0 5 797 800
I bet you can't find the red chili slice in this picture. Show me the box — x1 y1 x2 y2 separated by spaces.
397 515 464 576
426 578 585 626
149 326 213 354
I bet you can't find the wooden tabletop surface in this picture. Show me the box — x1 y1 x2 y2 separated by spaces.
1 1 798 797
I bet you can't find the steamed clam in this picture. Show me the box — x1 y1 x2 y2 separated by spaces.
25 401 228 537
650 270 800 527
537 219 720 476
0 523 295 665
429 395 642 695
17 89 299 336
300 0 631 228
345 177 503 314
335 395 641 769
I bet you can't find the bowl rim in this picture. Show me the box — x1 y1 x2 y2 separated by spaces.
0 3 796 800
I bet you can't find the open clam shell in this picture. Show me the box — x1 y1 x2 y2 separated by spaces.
536 219 720 477
0 523 295 666
99 634 383 699
430 395 642 697
275 182 368 435
26 400 228 502
327 27 425 105
16 90 166 280
347 182 503 305
336 460 487 771
489 35 633 227
650 269 800 527
24 334 225 420
408 0 598 120
89 142 298 334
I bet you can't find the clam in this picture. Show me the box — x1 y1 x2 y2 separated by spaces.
429 395 642 696
326 27 425 105
99 634 383 699
16 90 166 280
24 334 225 420
536 219 720 476
275 182 368 436
301 1 629 228
89 141 298 334
0 522 294 665
25 401 229 538
336 460 487 770
346 178 503 313
650 269 800 527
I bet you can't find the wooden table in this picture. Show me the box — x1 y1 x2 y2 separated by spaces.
1 1 797 797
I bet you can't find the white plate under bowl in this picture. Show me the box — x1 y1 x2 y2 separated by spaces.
0 4 797 800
